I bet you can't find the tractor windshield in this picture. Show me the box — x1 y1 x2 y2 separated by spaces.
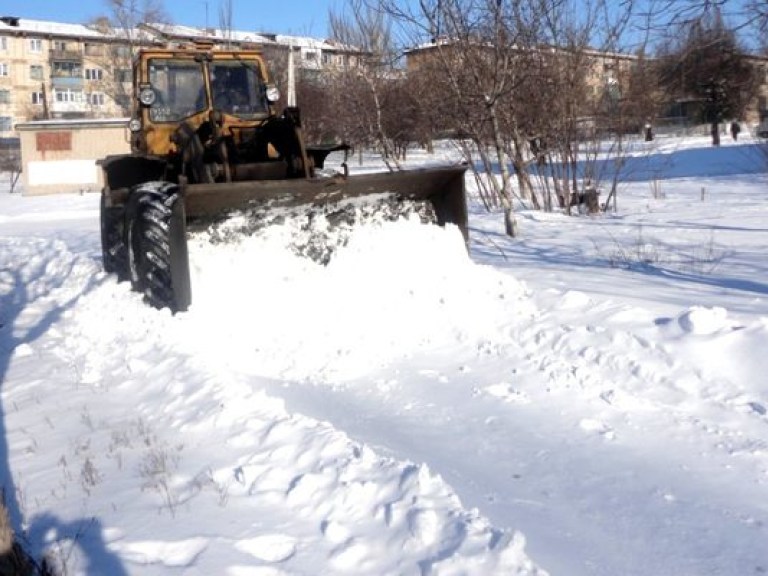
206 59 270 118
147 59 206 122
147 57 269 122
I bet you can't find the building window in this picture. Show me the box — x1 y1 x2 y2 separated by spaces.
54 89 84 103
0 63 8 77
0 89 9 104
114 45 131 58
89 92 105 106
52 61 82 78
30 65 44 80
84 43 104 57
31 92 44 105
53 40 67 52
0 116 12 132
85 68 103 81
0 37 7 51
323 52 341 66
114 68 131 83
29 38 43 53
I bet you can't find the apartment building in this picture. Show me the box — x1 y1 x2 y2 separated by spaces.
0 16 136 138
0 16 364 140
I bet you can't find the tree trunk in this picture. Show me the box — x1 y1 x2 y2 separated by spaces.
504 207 519 237
711 121 721 146
489 103 517 237
510 133 541 209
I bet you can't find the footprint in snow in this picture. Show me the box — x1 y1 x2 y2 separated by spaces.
747 402 767 416
116 537 209 567
579 418 616 440
234 534 297 563
482 383 531 405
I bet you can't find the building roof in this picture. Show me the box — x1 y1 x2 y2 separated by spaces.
0 15 361 55
272 34 333 50
139 23 364 54
141 22 274 46
0 16 106 39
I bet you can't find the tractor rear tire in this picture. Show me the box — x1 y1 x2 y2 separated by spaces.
100 193 128 281
125 182 191 313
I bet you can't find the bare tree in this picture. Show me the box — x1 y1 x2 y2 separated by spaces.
219 0 235 48
382 75 430 159
637 0 768 29
531 2 648 213
88 0 171 115
746 0 768 36
377 0 639 232
0 145 21 194
329 0 404 170
374 0 543 236
101 0 169 39
657 8 758 145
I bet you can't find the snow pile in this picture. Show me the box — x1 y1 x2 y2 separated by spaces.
676 305 730 335
206 194 438 264
184 208 533 382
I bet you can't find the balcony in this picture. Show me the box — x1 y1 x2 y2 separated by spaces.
49 49 83 62
51 76 84 90
49 100 89 115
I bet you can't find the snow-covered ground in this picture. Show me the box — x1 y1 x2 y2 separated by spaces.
1 134 767 575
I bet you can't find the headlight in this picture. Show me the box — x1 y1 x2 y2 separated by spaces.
138 87 156 106
128 118 142 132
266 85 280 102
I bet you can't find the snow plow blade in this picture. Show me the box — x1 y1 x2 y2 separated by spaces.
181 164 470 243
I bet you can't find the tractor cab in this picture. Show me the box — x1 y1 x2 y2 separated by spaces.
128 44 281 157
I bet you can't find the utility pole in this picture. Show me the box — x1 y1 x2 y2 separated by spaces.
287 45 297 107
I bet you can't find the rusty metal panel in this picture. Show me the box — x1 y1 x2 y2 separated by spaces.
36 131 72 152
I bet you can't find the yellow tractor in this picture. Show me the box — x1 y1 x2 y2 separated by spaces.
99 41 468 312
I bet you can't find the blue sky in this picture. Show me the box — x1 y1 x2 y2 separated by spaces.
1 0 345 36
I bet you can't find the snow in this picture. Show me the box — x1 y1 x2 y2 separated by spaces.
0 18 106 38
1 134 767 575
145 23 275 46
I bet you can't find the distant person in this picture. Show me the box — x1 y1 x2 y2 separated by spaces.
644 122 653 142
730 121 741 141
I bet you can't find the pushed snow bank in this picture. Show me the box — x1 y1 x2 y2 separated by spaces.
183 211 534 382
